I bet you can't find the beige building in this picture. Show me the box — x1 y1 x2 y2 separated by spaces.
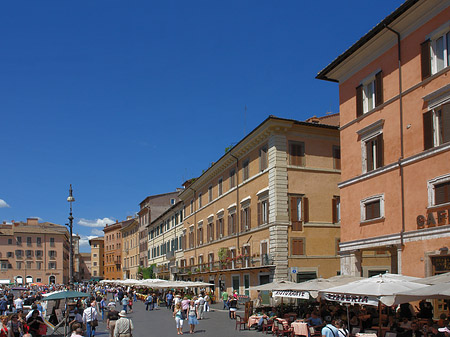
178 116 341 296
147 201 184 280
121 218 139 279
0 218 70 284
89 237 104 280
138 191 181 268
79 253 91 281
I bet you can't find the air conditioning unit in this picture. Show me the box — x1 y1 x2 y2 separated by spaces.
245 225 249 230
209 237 213 241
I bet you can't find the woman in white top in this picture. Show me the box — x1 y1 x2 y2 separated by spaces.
335 319 349 337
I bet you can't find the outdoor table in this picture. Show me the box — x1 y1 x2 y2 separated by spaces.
276 318 290 329
292 321 309 336
248 315 261 328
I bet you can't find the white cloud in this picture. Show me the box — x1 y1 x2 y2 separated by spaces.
78 235 97 248
78 217 115 228
0 199 10 208
91 229 104 236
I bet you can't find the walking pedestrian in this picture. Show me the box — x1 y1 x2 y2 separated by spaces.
196 294 205 320
228 296 237 319
145 294 153 311
187 300 199 334
106 303 119 337
173 303 184 335
113 310 133 337
222 291 228 310
121 295 128 314
82 302 98 337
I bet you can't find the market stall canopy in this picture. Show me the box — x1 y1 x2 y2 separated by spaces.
394 281 450 303
250 280 297 291
42 291 89 301
319 273 427 306
414 272 450 285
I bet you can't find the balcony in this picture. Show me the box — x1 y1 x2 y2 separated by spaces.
178 254 273 275
166 251 175 260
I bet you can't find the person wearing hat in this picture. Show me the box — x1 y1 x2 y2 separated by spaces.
106 303 119 337
113 310 133 337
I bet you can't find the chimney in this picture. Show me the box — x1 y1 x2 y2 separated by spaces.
27 218 39 226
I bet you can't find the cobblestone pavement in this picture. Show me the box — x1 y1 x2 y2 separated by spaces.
93 300 263 337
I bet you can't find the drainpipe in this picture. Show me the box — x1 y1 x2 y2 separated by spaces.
385 25 405 273
230 154 240 254
188 187 197 260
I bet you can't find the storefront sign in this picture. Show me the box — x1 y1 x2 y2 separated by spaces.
417 209 450 229
323 293 379 306
272 290 310 299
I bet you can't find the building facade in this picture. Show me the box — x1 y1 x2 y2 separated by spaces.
89 237 104 280
0 218 70 284
121 218 139 279
138 191 182 269
147 201 184 280
103 219 133 280
78 253 91 281
178 116 341 297
317 0 450 281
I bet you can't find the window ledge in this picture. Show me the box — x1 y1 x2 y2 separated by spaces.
428 202 450 211
360 217 385 226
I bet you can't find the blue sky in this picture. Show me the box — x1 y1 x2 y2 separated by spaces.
0 1 404 251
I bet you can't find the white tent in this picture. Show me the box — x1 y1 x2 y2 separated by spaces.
394 281 450 303
286 275 364 298
250 280 297 291
414 272 450 285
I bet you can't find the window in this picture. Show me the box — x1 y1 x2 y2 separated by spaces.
258 199 269 226
230 169 236 188
228 212 236 235
16 237 22 245
289 195 309 231
16 262 22 269
7 239 12 245
0 263 8 271
332 196 341 224
363 134 383 172
189 227 194 249
170 198 176 205
260 145 268 171
423 103 450 149
35 250 43 259
242 159 249 181
361 195 384 222
190 199 194 214
218 178 223 196
428 175 450 207
198 193 202 208
356 71 383 116
207 221 214 242
216 217 224 239
36 237 41 246
15 250 23 258
197 224 203 245
289 141 305 166
50 238 55 247
26 250 33 258
27 237 32 246
240 206 251 232
6 252 12 258
26 261 32 269
49 262 56 270
208 186 213 202
333 146 341 170
422 27 450 79
291 238 305 256
49 250 56 259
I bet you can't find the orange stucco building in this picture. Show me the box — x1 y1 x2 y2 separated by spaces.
104 218 134 280
317 0 450 285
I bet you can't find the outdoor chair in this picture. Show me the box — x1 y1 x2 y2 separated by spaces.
276 321 294 337
262 318 273 334
236 315 247 331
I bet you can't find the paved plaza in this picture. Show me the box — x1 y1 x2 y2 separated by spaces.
94 300 261 337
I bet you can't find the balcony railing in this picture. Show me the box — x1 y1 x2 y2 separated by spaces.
178 254 273 275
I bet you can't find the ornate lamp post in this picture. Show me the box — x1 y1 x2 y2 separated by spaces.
67 184 75 289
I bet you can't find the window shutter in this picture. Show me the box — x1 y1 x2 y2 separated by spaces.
292 239 304 256
240 209 244 232
257 202 262 226
366 140 374 171
423 111 433 150
247 207 251 230
266 200 270 223
421 39 431 80
216 220 219 239
356 85 363 117
290 196 298 222
375 71 383 107
435 182 450 205
332 198 337 224
303 197 309 223
228 215 231 236
376 134 384 168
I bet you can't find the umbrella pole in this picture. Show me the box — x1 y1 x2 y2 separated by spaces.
378 302 382 336
64 297 67 337
346 304 350 331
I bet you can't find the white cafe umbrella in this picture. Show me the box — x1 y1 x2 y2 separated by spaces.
286 275 364 298
414 272 450 285
394 281 450 304
250 280 297 291
319 273 426 306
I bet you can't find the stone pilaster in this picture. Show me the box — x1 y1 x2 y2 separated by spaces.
268 133 289 281
340 250 362 276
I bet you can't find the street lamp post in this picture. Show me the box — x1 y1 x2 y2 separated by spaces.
67 184 75 289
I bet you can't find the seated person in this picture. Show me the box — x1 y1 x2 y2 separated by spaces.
403 321 423 337
400 317 413 331
308 311 324 331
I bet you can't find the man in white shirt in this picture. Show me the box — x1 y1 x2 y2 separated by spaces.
83 302 98 337
196 294 205 320
14 296 24 313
